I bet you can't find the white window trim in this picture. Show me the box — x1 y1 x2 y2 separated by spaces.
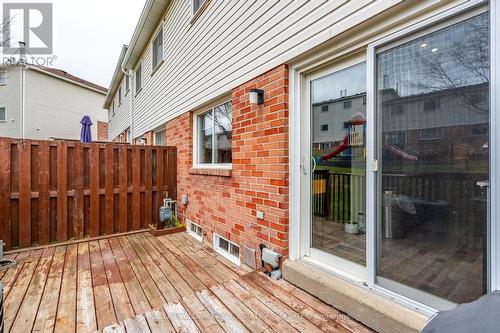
0 72 7 86
135 63 143 95
154 128 166 146
0 106 7 122
118 86 122 106
191 0 209 19
192 98 232 169
187 220 203 242
289 0 489 315
152 27 164 72
213 233 240 265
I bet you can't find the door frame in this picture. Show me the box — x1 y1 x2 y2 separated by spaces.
289 0 494 314
302 53 368 280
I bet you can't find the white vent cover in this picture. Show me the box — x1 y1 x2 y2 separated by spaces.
242 246 256 269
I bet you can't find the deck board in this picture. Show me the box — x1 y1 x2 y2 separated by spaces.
1 231 373 333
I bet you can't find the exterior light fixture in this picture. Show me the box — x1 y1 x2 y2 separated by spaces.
249 89 264 105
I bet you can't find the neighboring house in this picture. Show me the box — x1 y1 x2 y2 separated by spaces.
105 1 498 332
0 64 108 140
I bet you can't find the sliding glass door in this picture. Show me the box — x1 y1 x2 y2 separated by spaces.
375 11 490 305
302 5 491 309
309 61 367 275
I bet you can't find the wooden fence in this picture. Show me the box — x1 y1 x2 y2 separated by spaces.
0 138 176 251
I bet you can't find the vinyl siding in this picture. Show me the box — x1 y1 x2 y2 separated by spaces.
25 69 107 140
108 76 132 141
0 68 22 138
110 0 472 138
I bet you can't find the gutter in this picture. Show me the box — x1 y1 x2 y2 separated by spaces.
21 65 26 139
122 0 156 69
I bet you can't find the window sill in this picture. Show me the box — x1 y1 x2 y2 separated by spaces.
151 60 164 77
135 88 142 97
190 0 211 25
189 167 232 177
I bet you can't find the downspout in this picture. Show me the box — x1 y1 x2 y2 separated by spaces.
20 65 26 139
121 65 133 144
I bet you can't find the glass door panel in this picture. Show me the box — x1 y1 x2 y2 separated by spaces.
310 62 367 266
376 12 490 304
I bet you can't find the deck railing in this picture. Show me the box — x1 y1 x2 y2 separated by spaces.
312 169 486 233
0 137 177 251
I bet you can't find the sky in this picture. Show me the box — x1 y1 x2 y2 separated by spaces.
2 0 146 88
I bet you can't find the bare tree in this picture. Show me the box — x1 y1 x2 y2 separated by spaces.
410 16 490 113
0 16 12 49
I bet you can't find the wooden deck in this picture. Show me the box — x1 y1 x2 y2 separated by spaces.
0 232 373 333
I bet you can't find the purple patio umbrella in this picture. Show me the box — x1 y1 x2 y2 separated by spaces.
80 116 93 143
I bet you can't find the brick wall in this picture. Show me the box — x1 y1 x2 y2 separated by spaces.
97 121 108 141
166 64 289 264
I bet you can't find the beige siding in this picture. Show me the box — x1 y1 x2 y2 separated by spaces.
108 76 132 141
25 69 107 140
109 0 472 138
0 68 22 138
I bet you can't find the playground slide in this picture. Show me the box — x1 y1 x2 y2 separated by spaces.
319 136 418 161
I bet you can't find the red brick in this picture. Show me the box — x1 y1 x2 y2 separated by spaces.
165 64 289 268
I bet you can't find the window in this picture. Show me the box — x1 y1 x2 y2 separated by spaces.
196 101 232 165
193 0 206 14
0 72 6 86
213 234 240 265
135 64 142 94
419 127 444 140
125 75 130 93
423 98 440 112
112 101 115 116
187 221 203 241
320 124 328 132
0 107 6 122
343 100 352 109
321 105 329 112
118 86 122 105
154 129 166 145
152 28 163 71
390 103 403 115
125 128 131 143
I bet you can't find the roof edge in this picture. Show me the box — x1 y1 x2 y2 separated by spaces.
122 0 170 70
104 45 129 108
28 65 108 95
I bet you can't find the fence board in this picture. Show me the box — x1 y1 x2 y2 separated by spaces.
89 145 100 237
73 143 84 239
132 147 141 231
145 147 152 229
104 145 114 235
0 138 176 250
119 146 128 233
18 142 32 247
0 140 11 249
56 142 68 242
38 141 51 245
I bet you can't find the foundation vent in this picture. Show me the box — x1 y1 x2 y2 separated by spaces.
242 246 256 269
